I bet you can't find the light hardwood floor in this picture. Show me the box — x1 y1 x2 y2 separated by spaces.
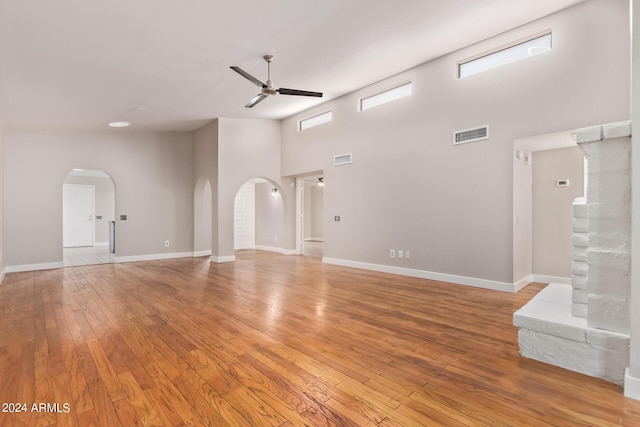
1 250 639 426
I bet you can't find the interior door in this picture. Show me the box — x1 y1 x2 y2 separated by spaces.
234 183 255 250
63 184 94 247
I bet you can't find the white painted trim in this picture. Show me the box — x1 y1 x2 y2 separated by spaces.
193 250 212 257
5 262 65 273
532 274 571 285
514 275 533 291
282 249 300 255
322 257 516 292
625 368 640 401
94 242 109 247
210 255 236 263
255 245 284 254
114 252 193 263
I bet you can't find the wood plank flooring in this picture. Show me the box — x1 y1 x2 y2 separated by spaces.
1 250 639 426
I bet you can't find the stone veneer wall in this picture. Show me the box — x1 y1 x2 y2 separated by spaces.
514 121 631 384
580 122 631 334
572 198 588 318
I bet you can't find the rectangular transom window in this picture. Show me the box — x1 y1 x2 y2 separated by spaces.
458 32 552 78
298 110 333 131
360 81 412 111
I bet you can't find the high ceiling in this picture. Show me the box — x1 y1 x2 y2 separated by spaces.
0 0 584 131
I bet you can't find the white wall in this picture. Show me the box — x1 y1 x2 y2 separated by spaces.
4 130 194 267
532 147 585 278
281 0 630 285
217 118 294 258
513 147 533 285
194 120 219 256
0 130 4 278
629 0 640 395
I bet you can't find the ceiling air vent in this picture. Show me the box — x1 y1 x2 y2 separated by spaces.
453 125 489 145
334 153 353 166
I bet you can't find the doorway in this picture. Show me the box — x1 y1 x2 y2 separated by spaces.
297 174 324 257
233 178 285 254
63 169 116 266
513 131 583 285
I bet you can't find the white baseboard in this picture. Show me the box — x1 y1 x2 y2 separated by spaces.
210 255 236 263
512 274 572 292
5 262 65 273
514 275 533 292
282 249 299 255
322 257 516 292
193 250 212 257
255 245 283 254
532 274 571 285
115 252 193 263
625 368 640 400
94 242 109 247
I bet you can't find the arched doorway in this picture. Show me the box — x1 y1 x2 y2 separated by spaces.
194 178 213 257
62 169 116 266
234 178 284 253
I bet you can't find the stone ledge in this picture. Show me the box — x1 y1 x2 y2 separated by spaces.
513 283 629 384
514 284 587 342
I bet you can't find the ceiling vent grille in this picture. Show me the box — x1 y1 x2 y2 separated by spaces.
334 153 353 166
453 125 489 145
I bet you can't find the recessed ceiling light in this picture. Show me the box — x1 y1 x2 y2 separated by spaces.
108 121 131 128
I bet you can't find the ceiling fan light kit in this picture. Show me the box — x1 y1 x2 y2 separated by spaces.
230 55 323 108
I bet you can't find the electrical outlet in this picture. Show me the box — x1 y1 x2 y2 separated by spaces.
164 240 170 247
405 251 410 259
390 249 396 258
398 250 404 258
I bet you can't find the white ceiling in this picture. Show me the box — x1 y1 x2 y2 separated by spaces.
0 0 584 131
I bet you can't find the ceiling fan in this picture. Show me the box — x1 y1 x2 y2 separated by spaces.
230 55 323 108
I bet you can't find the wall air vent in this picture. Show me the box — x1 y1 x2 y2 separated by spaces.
334 153 352 166
453 125 489 145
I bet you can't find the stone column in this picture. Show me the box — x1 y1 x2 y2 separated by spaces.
571 198 588 318
577 121 631 335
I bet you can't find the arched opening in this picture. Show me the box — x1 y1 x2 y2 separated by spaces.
194 178 213 256
63 169 116 266
234 178 284 253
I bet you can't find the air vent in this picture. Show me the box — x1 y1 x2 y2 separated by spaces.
334 153 352 166
453 125 489 145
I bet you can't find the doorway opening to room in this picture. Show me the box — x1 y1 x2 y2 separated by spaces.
63 169 116 266
296 174 324 257
194 178 213 257
234 178 284 254
513 131 585 287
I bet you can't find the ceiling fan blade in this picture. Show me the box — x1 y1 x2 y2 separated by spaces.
245 93 268 108
277 88 323 98
230 66 267 88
